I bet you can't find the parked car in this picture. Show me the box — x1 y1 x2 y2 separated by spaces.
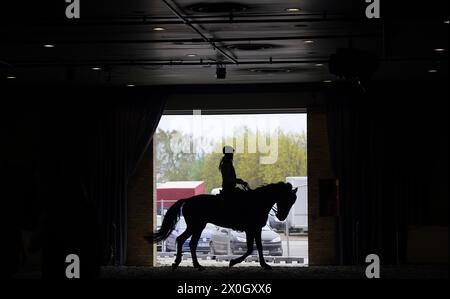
165 217 215 254
210 224 283 256
211 187 221 195
268 213 286 232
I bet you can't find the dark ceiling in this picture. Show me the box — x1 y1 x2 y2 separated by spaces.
0 0 448 86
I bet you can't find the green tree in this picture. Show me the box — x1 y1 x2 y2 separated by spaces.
154 129 204 182
155 127 307 193
200 129 307 192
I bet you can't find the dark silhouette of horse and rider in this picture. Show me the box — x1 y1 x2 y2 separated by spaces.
147 146 297 270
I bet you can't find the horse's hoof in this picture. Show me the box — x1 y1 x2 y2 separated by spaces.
262 264 272 270
229 260 238 268
194 264 205 271
172 263 179 271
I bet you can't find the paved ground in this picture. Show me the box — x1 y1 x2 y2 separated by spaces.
281 236 308 263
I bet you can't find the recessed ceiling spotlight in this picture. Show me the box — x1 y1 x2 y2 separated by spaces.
428 69 438 73
153 27 165 31
434 48 446 52
323 80 332 83
126 84 136 87
43 44 55 48
286 8 301 12
315 63 324 67
6 76 16 79
304 40 314 44
186 54 197 57
444 20 449 24
91 67 102 71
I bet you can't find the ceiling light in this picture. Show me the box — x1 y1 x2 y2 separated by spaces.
126 84 135 87
428 69 438 73
186 54 197 57
434 48 446 52
286 8 301 12
323 80 332 83
315 63 324 67
43 44 55 48
6 76 16 79
153 27 165 31
91 67 102 71
304 40 314 44
444 20 449 24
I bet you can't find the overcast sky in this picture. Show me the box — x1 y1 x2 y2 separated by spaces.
158 113 307 154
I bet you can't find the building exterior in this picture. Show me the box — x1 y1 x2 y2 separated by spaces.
156 181 205 214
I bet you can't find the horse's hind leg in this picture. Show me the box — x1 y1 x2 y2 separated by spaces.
173 229 192 271
189 226 206 271
229 231 254 268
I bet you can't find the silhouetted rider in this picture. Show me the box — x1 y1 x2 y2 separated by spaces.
219 146 249 194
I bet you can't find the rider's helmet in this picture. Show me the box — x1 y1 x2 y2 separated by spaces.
223 145 235 154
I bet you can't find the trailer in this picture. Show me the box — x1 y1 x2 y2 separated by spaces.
285 177 308 233
156 181 205 214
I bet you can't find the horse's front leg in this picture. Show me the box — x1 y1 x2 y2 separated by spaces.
255 229 272 270
229 231 254 268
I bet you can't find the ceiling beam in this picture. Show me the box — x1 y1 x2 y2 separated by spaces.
161 0 238 64
1 33 380 45
0 17 352 27
7 59 330 67
7 56 447 68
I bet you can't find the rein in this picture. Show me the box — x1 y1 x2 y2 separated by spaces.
271 206 278 214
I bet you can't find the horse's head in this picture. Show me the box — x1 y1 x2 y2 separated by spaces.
274 182 297 221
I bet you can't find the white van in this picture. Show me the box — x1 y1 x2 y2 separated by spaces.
285 177 308 233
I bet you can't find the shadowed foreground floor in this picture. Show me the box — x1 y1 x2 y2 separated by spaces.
99 265 449 280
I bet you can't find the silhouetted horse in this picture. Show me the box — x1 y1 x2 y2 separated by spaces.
147 182 297 270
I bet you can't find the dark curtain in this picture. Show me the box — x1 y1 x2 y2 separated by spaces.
326 81 448 265
38 88 166 277
326 84 388 265
84 91 166 265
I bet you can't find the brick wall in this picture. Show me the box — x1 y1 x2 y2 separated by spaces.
126 142 156 266
307 110 337 265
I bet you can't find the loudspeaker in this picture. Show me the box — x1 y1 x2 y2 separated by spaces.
216 67 226 79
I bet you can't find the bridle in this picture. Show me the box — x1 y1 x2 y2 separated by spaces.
271 205 278 215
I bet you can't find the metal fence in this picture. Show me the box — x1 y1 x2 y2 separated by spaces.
157 252 305 264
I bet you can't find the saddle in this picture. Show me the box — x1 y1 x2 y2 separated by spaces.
216 187 250 213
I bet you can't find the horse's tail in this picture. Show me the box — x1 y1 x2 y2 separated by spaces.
145 198 187 243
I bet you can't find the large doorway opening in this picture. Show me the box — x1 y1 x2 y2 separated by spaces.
154 110 308 267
